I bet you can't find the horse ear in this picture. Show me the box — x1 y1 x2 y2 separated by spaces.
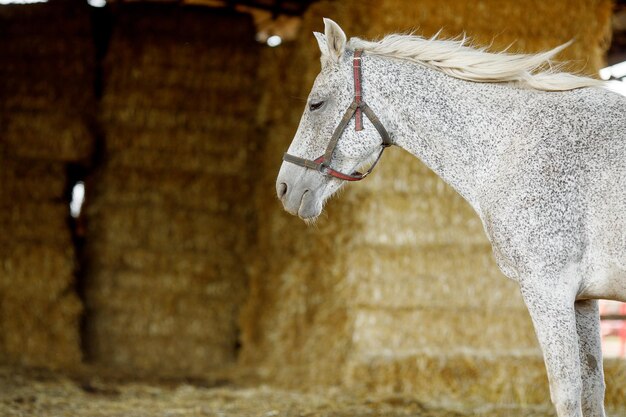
323 18 346 63
313 31 328 57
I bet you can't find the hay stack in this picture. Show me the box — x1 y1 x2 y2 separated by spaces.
240 0 616 407
0 0 95 162
0 0 94 368
83 5 260 376
0 166 84 369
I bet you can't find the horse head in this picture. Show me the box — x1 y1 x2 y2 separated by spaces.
276 19 392 220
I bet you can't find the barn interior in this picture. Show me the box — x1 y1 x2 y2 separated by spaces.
1 0 625 416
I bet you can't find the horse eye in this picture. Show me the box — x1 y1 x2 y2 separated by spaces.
309 101 324 111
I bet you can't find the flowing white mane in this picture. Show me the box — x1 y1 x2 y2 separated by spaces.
348 33 603 91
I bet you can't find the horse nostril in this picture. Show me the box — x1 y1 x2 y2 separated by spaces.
277 182 288 199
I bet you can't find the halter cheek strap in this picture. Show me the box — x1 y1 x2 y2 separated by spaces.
354 49 364 131
282 50 393 182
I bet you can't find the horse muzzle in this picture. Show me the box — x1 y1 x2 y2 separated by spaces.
276 173 324 220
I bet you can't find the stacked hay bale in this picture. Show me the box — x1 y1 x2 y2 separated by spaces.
241 0 616 408
239 30 359 386
0 0 94 368
84 5 259 376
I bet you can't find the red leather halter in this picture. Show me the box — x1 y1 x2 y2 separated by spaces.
282 50 393 181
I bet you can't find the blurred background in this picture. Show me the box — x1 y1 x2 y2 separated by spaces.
0 0 625 415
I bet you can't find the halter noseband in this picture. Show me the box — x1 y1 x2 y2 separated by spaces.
283 50 393 181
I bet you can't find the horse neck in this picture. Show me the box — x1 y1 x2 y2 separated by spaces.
371 57 529 212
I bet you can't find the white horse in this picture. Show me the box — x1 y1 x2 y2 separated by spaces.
276 18 626 417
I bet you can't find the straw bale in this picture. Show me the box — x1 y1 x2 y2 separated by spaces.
0 159 66 202
0 0 95 163
347 245 526 310
1 112 93 162
100 96 248 118
101 80 255 112
104 60 253 91
102 127 243 153
0 0 93 32
85 283 245 315
0 5 92 53
84 276 244 373
86 204 248 253
240 0 613 395
100 106 252 131
239 214 358 386
351 307 539 354
88 167 250 211
0 292 82 369
102 47 239 76
0 38 92 61
345 351 550 406
108 3 253 42
86 331 235 375
0 243 75 296
0 58 90 78
0 202 72 245
0 181 80 368
604 359 626 409
84 244 241 281
345 190 486 247
363 151 462 196
103 148 248 176
0 201 68 223
87 307 238 341
100 6 256 82
1 78 92 110
83 5 260 375
85 266 245 298
0 158 81 370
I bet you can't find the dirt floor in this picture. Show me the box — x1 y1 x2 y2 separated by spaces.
0 365 570 417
